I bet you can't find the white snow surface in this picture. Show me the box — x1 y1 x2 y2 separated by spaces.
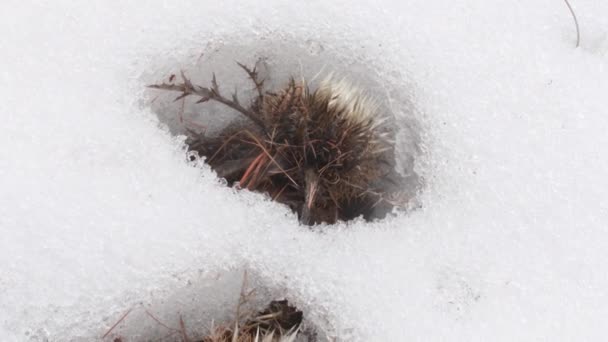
1 0 608 341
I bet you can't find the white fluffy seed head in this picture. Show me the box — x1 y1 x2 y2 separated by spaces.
316 74 381 127
313 74 393 159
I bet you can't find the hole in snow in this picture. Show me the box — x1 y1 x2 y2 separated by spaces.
101 269 326 341
143 33 423 225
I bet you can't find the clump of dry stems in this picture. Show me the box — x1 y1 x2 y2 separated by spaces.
103 272 303 342
149 62 407 225
198 271 303 342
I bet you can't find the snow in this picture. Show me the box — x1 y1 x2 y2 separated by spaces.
1 0 607 341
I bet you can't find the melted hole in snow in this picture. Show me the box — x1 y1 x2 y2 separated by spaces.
143 34 423 225
101 269 327 341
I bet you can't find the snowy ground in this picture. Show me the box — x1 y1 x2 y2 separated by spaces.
1 0 607 341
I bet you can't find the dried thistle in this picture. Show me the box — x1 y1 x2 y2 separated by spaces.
199 301 301 342
197 271 303 342
149 62 407 225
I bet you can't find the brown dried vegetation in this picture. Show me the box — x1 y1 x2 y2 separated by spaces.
103 272 304 342
149 63 407 225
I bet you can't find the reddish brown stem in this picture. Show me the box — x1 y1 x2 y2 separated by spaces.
148 71 265 128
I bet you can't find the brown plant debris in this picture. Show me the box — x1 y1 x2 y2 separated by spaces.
103 272 305 341
149 63 408 225
198 300 302 342
196 271 303 342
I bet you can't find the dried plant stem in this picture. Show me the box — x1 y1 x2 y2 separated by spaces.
103 308 133 338
150 63 405 225
145 310 180 333
563 0 580 48
237 62 265 103
148 71 265 128
180 316 190 342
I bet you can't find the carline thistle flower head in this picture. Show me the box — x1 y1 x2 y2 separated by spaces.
149 62 406 225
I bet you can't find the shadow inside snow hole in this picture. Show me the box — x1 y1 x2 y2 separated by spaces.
144 37 423 225
101 269 324 341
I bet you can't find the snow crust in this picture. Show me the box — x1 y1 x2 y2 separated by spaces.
1 0 607 341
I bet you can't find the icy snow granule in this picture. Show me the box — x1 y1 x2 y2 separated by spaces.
1 1 608 341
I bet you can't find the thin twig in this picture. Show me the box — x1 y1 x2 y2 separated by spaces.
102 308 133 339
145 310 180 332
563 0 580 48
148 72 265 128
232 270 250 342
179 316 190 342
236 62 265 102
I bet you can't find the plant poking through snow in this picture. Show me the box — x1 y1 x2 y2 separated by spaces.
102 272 303 341
198 271 303 342
199 301 301 342
149 63 407 224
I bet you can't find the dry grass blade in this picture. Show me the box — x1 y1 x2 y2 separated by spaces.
102 308 133 339
239 153 265 188
563 0 580 48
233 270 250 341
180 316 190 342
145 310 180 333
240 130 299 188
